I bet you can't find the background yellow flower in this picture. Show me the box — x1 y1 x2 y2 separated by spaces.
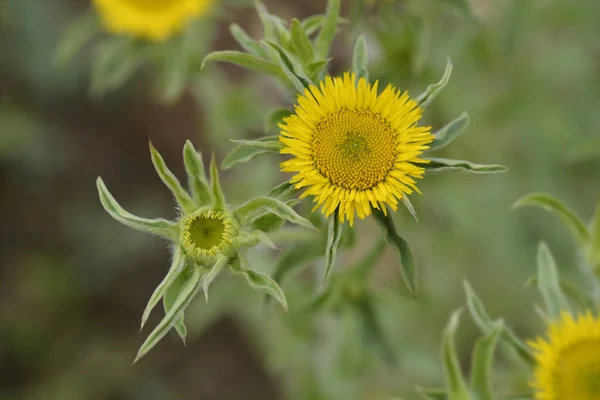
93 0 213 41
529 311 600 400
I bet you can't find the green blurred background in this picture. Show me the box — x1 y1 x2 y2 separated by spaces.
2 0 600 399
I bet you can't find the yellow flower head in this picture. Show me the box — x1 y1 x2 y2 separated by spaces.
279 73 433 226
529 311 600 400
93 0 213 41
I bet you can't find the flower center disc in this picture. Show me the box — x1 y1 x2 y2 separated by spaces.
312 109 396 190
554 339 600 399
181 210 234 262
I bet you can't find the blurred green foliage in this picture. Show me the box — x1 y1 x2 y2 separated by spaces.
2 0 600 399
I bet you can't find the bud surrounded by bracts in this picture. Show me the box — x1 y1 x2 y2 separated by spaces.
97 141 314 361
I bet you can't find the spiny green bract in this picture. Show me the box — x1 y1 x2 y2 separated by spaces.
96 140 315 362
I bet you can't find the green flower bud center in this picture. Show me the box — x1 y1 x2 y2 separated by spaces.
181 210 235 262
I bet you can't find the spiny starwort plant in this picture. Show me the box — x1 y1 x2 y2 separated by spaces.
202 0 506 294
55 0 216 101
437 193 600 399
96 140 315 361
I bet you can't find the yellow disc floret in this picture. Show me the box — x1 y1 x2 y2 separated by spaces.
180 210 235 263
529 311 600 400
279 73 433 226
93 0 213 41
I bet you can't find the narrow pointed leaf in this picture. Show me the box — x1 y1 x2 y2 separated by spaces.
209 156 226 210
233 257 288 311
267 180 296 199
97 178 179 240
229 137 282 151
513 192 589 245
471 321 503 400
229 23 265 57
315 0 341 59
416 58 452 108
202 256 227 302
135 264 202 362
55 10 99 66
254 0 275 41
149 142 196 213
589 201 600 270
321 209 343 286
442 310 471 400
524 275 595 314
162 256 193 344
373 209 417 296
401 195 419 222
222 137 275 169
183 140 211 205
262 40 309 91
464 281 535 365
235 197 315 230
201 51 288 83
290 18 314 63
265 109 292 132
425 158 507 174
429 112 470 151
351 34 369 81
417 388 448 400
141 248 186 330
536 242 571 319
301 15 325 36
307 59 331 81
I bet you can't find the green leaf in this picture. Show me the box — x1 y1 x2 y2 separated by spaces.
262 40 309 92
201 51 289 83
183 140 211 206
265 109 292 132
162 254 192 344
536 242 571 319
513 192 589 245
209 156 226 211
463 281 535 365
96 177 179 240
233 257 288 311
267 181 296 199
429 112 471 151
416 58 453 108
589 201 600 270
235 197 315 230
229 137 282 152
525 275 596 311
55 10 99 66
140 248 186 330
307 59 331 81
91 38 146 95
321 209 343 287
222 136 275 169
471 321 503 400
425 158 507 174
229 23 265 57
290 18 314 63
273 241 324 284
351 34 369 81
135 264 202 362
301 15 325 36
202 256 228 302
254 0 276 41
401 195 418 222
149 142 196 214
442 310 471 400
417 388 448 400
315 0 341 59
373 209 417 296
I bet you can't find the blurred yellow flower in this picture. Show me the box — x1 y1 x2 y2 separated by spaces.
279 73 433 226
92 0 213 41
529 311 600 400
